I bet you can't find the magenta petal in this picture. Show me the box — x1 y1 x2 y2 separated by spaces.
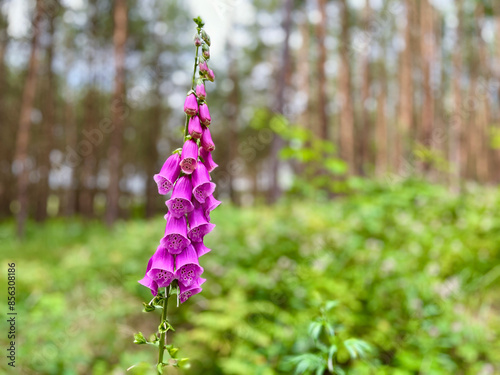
203 194 221 221
180 139 199 174
201 127 215 152
193 241 211 257
166 176 195 218
147 247 175 288
200 147 218 172
160 213 190 255
175 245 203 287
199 61 208 74
179 277 206 303
195 84 206 100
153 153 181 195
188 116 203 139
184 93 198 116
192 163 216 204
199 103 211 126
138 257 158 296
187 203 216 242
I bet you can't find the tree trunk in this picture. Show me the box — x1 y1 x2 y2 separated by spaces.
63 99 78 216
227 40 240 205
0 10 11 217
105 0 127 225
396 0 414 173
36 13 56 221
316 0 329 140
375 63 387 176
145 71 161 218
359 0 372 174
14 0 43 237
474 4 490 183
268 0 293 203
79 2 100 218
338 0 355 173
419 0 434 171
450 0 463 191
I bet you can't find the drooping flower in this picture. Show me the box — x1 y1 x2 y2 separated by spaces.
138 257 158 296
199 61 208 75
193 241 211 257
195 84 206 100
203 194 221 221
199 103 211 126
188 115 203 139
200 127 215 152
179 277 206 304
180 139 198 174
191 163 215 204
207 69 215 82
184 93 198 116
175 245 204 287
153 153 181 195
200 147 218 172
147 247 175 288
187 202 216 242
166 176 195 218
160 213 190 255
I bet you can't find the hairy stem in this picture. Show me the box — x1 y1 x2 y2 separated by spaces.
157 287 170 372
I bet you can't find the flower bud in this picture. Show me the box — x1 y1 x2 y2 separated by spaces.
193 34 202 47
201 30 211 46
195 84 206 100
183 93 198 116
201 127 215 152
199 103 211 126
198 61 208 75
207 69 215 82
202 44 210 59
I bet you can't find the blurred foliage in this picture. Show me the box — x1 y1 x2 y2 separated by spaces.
1 181 500 374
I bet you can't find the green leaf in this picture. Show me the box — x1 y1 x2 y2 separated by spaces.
156 363 164 374
133 332 147 345
167 346 179 357
343 338 371 359
327 345 338 372
142 302 155 312
308 321 322 341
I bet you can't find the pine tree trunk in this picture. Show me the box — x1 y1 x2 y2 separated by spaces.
474 4 490 183
145 71 161 218
0 11 11 217
397 0 414 173
375 63 387 176
105 0 127 225
14 0 42 237
268 0 293 203
227 41 239 205
316 0 329 140
338 0 355 173
36 14 56 221
359 0 372 174
63 99 78 216
419 0 434 171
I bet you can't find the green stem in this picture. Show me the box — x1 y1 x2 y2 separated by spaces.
184 43 200 137
157 287 170 372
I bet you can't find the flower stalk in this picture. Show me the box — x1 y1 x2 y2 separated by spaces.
133 16 218 373
157 287 170 369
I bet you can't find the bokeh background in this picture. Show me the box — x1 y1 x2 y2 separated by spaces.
1 0 500 374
